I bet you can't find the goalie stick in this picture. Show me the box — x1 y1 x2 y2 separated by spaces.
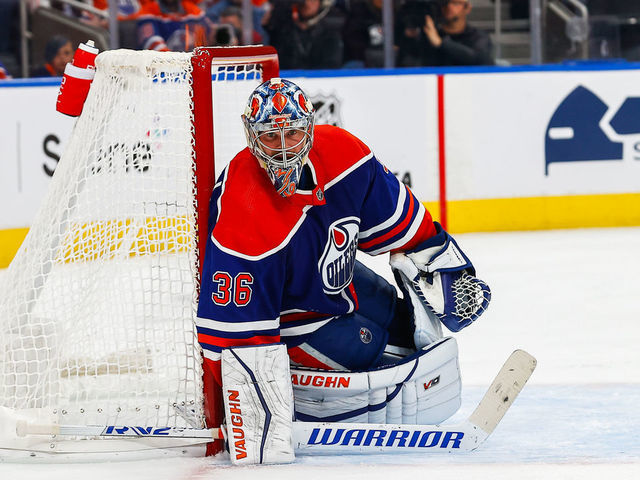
293 349 536 454
15 350 536 454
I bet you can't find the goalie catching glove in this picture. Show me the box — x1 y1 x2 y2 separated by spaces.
391 222 491 346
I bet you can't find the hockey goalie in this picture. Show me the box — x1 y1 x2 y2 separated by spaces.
196 78 492 464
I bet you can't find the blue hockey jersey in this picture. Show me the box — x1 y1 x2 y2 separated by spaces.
196 125 436 378
135 0 207 51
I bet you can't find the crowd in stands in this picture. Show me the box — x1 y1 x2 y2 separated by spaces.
30 34 73 76
0 0 502 79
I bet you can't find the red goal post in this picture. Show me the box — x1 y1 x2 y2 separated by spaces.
191 46 280 455
191 46 279 280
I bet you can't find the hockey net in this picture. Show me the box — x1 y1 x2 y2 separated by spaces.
0 46 278 460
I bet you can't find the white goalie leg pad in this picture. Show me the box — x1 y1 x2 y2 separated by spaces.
291 337 461 425
221 344 295 465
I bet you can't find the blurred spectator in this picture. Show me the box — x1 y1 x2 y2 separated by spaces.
93 0 146 19
266 0 345 70
136 0 208 51
210 5 263 45
343 0 386 68
396 0 493 67
0 59 11 79
205 0 270 43
211 7 241 46
49 0 83 18
31 35 73 77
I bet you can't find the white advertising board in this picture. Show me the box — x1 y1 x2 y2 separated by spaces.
292 74 440 203
0 74 439 230
3 66 640 235
445 70 640 200
0 85 75 229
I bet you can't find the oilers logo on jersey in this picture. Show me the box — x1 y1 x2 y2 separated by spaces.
319 217 360 295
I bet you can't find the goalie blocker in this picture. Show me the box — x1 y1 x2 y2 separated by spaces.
221 338 461 464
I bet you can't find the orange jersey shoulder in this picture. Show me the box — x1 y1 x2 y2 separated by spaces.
212 126 372 258
310 125 372 186
212 148 305 258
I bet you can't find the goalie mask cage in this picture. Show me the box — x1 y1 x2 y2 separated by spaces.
0 46 279 461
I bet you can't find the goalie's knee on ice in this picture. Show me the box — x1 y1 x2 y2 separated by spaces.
290 312 390 371
286 260 414 372
351 260 399 329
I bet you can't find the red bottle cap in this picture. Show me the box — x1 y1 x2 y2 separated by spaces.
72 40 99 69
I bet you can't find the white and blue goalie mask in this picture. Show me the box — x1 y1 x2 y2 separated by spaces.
242 78 315 197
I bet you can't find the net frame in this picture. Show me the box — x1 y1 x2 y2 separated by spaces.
191 46 279 457
0 46 279 461
191 46 279 273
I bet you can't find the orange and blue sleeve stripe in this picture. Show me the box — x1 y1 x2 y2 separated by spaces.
359 184 434 255
196 316 280 362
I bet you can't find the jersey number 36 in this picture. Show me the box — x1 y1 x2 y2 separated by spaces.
211 271 254 307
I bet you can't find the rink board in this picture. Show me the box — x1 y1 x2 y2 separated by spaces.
2 64 640 266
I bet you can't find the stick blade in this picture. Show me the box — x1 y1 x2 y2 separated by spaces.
468 349 537 435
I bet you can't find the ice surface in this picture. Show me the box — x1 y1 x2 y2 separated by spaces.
1 227 639 479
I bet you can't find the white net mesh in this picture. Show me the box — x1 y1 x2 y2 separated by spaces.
0 49 271 457
1 51 201 436
211 63 263 176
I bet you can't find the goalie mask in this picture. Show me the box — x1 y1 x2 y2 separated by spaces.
242 78 315 197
